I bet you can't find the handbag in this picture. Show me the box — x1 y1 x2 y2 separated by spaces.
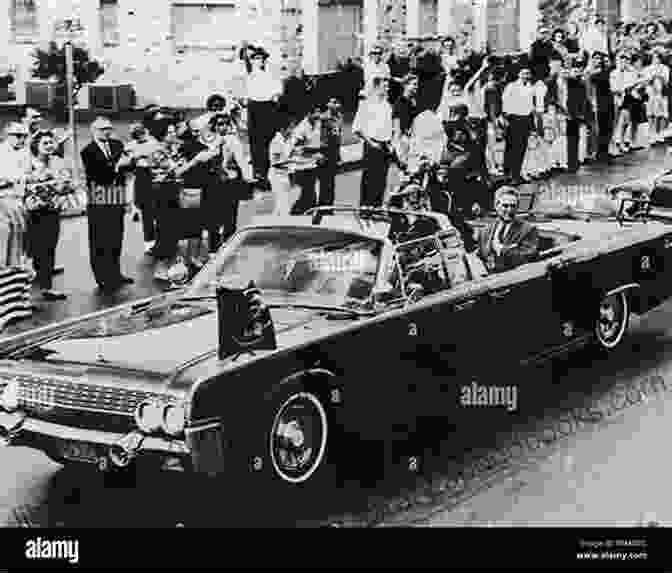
179 187 203 209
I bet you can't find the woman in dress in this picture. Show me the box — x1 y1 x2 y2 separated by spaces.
629 53 649 149
645 50 670 144
149 115 188 281
124 122 161 254
24 129 80 301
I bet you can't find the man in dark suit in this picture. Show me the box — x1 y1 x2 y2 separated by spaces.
81 117 136 292
477 186 539 273
564 57 591 172
528 26 554 83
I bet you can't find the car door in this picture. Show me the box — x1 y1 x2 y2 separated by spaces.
477 260 566 368
390 235 454 422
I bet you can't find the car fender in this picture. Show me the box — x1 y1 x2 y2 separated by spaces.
264 368 341 407
604 283 640 299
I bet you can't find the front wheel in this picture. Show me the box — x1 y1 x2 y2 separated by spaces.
594 291 630 350
268 390 329 485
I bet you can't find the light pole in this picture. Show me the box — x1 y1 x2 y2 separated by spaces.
56 16 84 184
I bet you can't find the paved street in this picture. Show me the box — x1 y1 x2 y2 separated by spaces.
0 141 672 528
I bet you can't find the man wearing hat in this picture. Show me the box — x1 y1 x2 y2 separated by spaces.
243 44 282 187
80 116 136 292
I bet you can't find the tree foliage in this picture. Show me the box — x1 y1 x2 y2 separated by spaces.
538 0 584 31
30 41 104 93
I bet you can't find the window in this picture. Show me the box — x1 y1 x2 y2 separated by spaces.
171 2 237 51
100 0 120 46
10 0 39 43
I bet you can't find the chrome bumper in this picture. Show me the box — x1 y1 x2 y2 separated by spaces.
0 410 191 472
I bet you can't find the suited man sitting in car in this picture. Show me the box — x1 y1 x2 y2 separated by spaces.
477 186 540 273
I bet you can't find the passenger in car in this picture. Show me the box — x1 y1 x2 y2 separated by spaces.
477 186 540 272
386 184 441 242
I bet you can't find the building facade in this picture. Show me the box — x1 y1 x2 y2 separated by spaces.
0 0 669 108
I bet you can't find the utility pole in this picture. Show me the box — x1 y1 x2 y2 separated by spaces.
57 16 83 184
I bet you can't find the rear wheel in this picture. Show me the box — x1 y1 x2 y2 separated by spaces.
594 291 630 350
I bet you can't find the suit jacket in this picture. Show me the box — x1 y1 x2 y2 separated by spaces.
81 138 126 186
566 76 591 121
529 40 554 82
81 138 128 206
544 74 560 109
477 218 540 272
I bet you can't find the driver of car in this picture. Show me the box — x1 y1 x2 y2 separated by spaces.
477 186 540 273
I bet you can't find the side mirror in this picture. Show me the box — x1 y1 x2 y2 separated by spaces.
405 282 425 306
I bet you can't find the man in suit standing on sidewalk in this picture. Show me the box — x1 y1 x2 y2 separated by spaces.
81 117 137 293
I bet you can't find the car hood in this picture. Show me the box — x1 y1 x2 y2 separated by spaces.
9 296 334 379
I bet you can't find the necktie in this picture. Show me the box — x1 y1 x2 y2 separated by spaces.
497 221 508 242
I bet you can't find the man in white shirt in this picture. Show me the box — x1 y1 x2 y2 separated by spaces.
610 52 641 152
581 16 610 57
501 68 536 184
363 45 391 96
353 75 394 207
0 122 30 181
244 46 283 186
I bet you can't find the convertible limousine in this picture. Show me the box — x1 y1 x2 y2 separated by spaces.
1 194 672 494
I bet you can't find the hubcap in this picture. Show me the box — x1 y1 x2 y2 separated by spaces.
596 292 627 347
270 392 327 483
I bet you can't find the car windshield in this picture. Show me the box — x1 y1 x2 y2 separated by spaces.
186 227 383 308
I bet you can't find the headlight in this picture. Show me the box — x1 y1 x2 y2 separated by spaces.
0 379 19 412
161 403 186 436
134 400 163 433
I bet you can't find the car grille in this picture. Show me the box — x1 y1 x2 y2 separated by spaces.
10 373 162 417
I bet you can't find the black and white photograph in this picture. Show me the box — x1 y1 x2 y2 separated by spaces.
0 0 672 567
